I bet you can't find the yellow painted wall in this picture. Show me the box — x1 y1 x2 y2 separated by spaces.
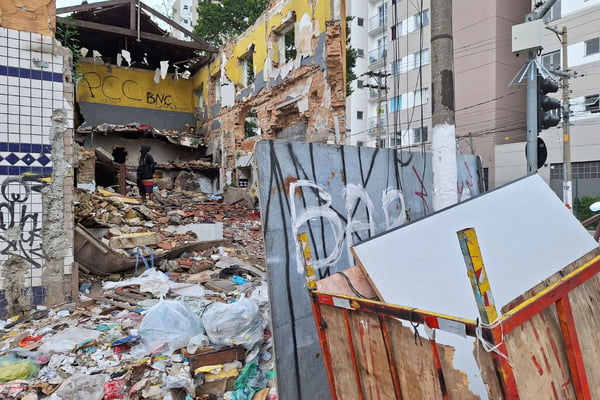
193 0 337 98
77 63 194 113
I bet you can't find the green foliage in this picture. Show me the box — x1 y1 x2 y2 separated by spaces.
194 0 269 47
574 196 600 222
56 18 84 83
345 16 358 97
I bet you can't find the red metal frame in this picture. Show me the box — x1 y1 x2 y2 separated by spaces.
310 256 600 399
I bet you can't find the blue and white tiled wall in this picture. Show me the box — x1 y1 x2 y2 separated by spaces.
0 26 72 307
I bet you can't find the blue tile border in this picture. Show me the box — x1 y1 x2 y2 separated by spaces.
0 65 63 83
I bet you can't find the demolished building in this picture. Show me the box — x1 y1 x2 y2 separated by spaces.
64 0 347 198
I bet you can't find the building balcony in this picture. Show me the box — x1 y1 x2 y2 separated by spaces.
368 48 387 68
368 115 387 135
368 14 386 35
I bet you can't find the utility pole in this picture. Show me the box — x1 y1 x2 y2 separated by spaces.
431 0 457 211
561 26 572 211
364 71 387 148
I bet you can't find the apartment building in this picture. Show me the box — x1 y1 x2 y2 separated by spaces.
346 0 432 149
496 0 600 199
172 0 198 40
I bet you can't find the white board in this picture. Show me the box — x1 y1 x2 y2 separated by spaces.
353 174 598 320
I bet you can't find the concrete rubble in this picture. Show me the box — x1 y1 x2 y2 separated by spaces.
0 186 274 400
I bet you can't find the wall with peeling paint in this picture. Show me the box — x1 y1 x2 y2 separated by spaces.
0 0 56 37
191 0 346 191
0 26 74 316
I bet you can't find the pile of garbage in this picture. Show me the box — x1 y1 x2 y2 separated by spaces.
0 256 275 399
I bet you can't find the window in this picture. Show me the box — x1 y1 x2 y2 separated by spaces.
413 126 428 143
389 132 403 147
585 38 599 56
183 19 188 24
543 0 561 22
414 10 429 29
414 49 430 68
391 59 403 75
357 141 364 146
284 26 296 62
357 17 364 27
357 111 364 120
378 3 388 28
542 50 561 71
357 48 365 58
240 52 255 86
244 108 260 138
183 4 188 9
212 74 221 103
585 94 599 113
389 96 402 112
552 161 600 180
413 88 428 107
357 80 364 89
391 22 402 40
195 84 204 109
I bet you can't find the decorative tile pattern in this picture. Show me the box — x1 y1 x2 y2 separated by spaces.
0 27 67 295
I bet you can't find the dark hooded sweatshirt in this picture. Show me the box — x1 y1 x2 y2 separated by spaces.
137 145 156 180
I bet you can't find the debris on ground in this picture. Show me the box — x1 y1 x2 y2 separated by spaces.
0 186 275 399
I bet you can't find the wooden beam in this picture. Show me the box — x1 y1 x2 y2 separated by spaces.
139 2 218 53
56 0 131 15
555 296 592 400
56 16 217 52
129 0 136 31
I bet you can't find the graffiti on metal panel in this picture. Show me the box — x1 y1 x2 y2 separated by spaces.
0 178 43 267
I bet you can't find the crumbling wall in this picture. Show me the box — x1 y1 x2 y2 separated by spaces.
191 0 346 189
0 0 56 36
0 26 75 316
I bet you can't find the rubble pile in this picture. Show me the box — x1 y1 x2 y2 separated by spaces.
0 259 275 399
0 187 275 399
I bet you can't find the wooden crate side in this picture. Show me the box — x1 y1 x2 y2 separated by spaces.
437 344 481 400
568 274 600 399
504 307 576 399
502 248 600 313
320 304 362 400
384 318 442 400
348 311 397 400
472 344 504 400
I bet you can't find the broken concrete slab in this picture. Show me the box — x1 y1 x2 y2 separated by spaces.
174 171 200 192
223 187 256 209
165 223 224 242
95 146 114 163
108 232 162 249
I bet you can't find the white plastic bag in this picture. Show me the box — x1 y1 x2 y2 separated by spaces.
50 373 107 400
39 327 100 354
202 298 264 350
139 299 203 354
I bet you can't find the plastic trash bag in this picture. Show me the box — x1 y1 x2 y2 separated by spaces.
51 373 107 400
231 362 268 400
202 298 264 350
139 299 203 354
39 327 100 354
186 333 210 355
0 357 39 383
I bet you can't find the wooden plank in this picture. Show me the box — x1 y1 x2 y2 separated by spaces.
555 296 592 399
86 293 138 311
504 307 576 399
56 0 131 14
316 265 378 300
103 291 139 306
187 346 246 372
472 341 504 400
384 317 441 400
320 305 361 400
567 274 600 399
457 228 498 324
348 310 396 400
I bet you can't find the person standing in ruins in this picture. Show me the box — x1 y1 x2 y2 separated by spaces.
137 145 156 202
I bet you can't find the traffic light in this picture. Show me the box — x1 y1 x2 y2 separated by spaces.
537 76 561 132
